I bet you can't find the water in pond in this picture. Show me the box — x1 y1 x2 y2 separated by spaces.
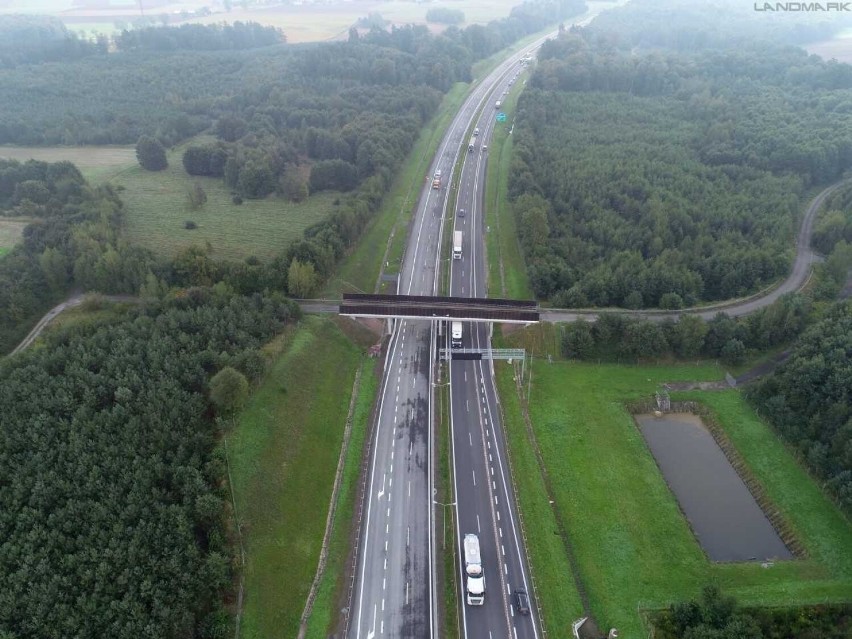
635 413 792 562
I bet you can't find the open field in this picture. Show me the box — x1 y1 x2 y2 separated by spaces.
227 316 375 639
0 217 31 256
375 0 525 28
502 359 852 635
114 145 338 262
56 0 524 43
0 145 136 182
0 143 339 262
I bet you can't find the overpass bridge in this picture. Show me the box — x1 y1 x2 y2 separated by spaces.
338 293 539 323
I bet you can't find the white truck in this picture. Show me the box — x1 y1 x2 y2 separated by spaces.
468 136 476 152
463 533 485 605
453 230 462 260
451 321 462 349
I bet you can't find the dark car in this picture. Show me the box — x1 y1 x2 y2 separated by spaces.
513 589 530 615
458 208 465 217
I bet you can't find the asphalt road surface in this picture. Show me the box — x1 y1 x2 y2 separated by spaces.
447 60 542 639
348 37 555 639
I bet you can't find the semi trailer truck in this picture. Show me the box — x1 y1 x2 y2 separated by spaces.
463 534 485 605
453 230 462 259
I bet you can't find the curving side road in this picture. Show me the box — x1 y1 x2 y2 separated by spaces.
543 177 850 323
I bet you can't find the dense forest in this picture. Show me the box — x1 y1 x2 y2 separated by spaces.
654 585 852 639
0 290 299 638
748 300 852 515
0 0 584 146
814 184 852 255
510 30 852 306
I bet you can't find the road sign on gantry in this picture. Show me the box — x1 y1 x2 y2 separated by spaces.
496 112 507 122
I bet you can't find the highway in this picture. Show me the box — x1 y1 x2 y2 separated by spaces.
446 58 542 639
348 35 556 639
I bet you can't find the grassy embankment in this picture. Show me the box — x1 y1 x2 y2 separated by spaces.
302 345 380 638
495 356 852 636
436 363 461 639
226 315 379 639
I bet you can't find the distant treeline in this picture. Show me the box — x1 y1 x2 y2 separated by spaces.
585 0 852 50
510 28 852 307
426 8 465 25
114 21 285 52
0 15 108 67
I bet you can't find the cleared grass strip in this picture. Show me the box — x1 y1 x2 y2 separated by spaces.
437 363 461 639
303 359 380 638
227 316 364 639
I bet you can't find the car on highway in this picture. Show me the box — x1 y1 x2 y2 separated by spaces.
458 208 465 217
513 589 530 615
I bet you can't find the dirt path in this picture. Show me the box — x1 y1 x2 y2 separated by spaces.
10 294 139 356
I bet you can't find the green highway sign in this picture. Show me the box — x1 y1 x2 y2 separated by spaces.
496 112 507 122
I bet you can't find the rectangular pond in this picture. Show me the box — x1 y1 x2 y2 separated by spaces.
635 412 793 562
